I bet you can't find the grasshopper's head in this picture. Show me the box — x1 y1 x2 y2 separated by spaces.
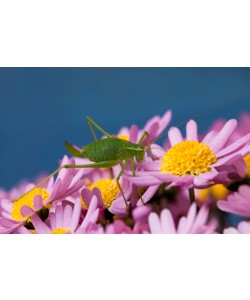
65 141 86 158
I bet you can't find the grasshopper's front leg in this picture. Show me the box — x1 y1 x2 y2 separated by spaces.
130 159 146 206
116 159 129 212
138 130 158 161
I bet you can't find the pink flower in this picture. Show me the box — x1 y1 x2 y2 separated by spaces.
148 203 218 234
29 197 101 234
125 119 250 205
80 171 132 216
217 185 250 217
0 156 85 233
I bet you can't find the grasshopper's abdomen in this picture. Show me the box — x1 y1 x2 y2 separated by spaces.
82 138 145 163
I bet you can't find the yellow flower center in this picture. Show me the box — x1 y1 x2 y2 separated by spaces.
244 154 250 177
198 184 228 202
117 134 129 141
88 178 119 208
160 140 217 176
11 188 50 221
50 228 72 234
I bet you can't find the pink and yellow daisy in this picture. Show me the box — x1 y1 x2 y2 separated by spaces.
0 156 84 233
125 119 250 205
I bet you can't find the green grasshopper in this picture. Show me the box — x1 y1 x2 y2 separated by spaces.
37 116 157 211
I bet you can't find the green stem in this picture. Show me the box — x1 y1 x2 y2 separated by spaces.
188 187 195 204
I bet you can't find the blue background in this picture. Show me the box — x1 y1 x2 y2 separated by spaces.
0 68 249 189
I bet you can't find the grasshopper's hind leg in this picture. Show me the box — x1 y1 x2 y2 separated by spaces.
86 116 113 140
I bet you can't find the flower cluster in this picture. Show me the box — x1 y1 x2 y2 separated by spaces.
1 110 250 234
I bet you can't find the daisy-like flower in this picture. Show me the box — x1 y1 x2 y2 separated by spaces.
30 197 101 234
80 166 132 216
217 185 250 217
0 156 85 233
15 196 102 234
147 203 217 234
223 220 250 234
125 119 250 205
81 179 132 216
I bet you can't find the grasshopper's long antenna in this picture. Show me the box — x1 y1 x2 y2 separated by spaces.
35 166 64 188
15 166 64 201
150 96 240 145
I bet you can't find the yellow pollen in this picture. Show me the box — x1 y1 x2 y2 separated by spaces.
198 184 228 202
80 195 88 209
50 228 72 234
11 188 50 221
88 178 119 208
117 134 129 141
160 140 217 176
84 178 92 186
243 154 250 177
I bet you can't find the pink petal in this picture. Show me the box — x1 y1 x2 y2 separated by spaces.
143 122 159 144
63 205 73 228
158 110 172 134
48 179 62 201
202 130 217 146
34 195 43 211
32 214 51 234
125 172 163 186
216 133 250 158
1 199 13 212
20 205 34 217
223 227 239 234
136 185 159 206
186 120 198 141
237 221 250 234
208 119 237 153
160 209 176 233
191 205 208 232
182 203 197 233
0 218 20 227
69 199 82 231
14 226 33 234
132 205 152 222
148 212 162 234
130 125 139 143
49 212 56 229
217 201 250 217
238 185 250 198
55 205 64 228
168 127 183 146
109 198 127 216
